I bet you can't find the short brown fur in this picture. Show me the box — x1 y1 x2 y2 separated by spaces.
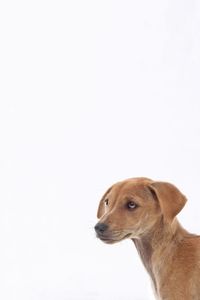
95 178 200 300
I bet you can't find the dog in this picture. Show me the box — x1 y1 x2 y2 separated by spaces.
94 177 200 300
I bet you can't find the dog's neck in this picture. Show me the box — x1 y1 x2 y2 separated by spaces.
132 217 188 293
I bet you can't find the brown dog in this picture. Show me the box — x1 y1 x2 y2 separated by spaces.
94 177 200 300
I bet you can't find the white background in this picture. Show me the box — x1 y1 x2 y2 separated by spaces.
0 0 200 299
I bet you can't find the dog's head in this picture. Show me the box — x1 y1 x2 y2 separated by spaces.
94 178 187 244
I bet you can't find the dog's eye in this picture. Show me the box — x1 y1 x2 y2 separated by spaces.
127 201 137 209
105 199 109 206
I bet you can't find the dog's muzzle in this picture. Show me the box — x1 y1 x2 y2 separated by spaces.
94 222 108 236
94 222 116 243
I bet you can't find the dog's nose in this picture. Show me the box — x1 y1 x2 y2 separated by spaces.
94 223 108 234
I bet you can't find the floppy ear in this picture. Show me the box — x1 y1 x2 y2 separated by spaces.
97 186 112 219
148 181 187 222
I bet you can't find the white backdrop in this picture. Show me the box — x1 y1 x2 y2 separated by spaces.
0 1 200 299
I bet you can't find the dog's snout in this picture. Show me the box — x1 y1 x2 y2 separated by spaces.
95 223 108 234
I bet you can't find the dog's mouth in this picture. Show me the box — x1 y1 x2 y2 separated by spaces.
97 232 132 244
99 237 117 244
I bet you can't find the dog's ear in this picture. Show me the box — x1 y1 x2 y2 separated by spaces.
97 186 113 219
148 181 187 222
